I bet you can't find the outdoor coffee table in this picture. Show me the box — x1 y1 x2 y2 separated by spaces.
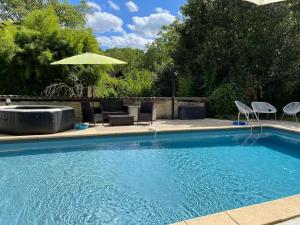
108 115 134 126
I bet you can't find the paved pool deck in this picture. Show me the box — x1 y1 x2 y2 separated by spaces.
0 118 300 225
0 118 299 142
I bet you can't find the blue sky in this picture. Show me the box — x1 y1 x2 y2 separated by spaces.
69 0 186 49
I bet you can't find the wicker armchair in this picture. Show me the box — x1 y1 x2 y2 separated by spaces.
138 101 154 124
81 101 102 125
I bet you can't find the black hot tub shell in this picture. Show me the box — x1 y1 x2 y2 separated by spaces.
0 105 75 135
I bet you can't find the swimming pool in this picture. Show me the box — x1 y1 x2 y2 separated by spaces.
0 128 300 225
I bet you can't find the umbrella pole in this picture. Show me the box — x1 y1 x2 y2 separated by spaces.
91 85 95 108
171 72 176 120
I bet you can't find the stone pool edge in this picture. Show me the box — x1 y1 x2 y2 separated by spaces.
0 124 298 143
171 194 300 225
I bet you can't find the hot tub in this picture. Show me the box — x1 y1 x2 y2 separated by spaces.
0 105 75 135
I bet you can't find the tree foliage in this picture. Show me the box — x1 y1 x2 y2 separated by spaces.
0 0 156 97
0 0 88 28
0 6 101 95
143 22 180 96
105 48 145 74
0 0 299 108
172 0 300 112
209 83 246 118
102 48 156 97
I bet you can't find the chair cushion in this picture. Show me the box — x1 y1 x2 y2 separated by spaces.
140 101 153 113
100 100 124 112
102 111 127 115
138 113 152 121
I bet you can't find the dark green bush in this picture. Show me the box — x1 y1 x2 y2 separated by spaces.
208 83 246 119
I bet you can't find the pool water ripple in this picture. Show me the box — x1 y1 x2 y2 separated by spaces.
0 130 300 225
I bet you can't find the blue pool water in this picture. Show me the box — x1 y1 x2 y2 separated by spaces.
0 128 300 225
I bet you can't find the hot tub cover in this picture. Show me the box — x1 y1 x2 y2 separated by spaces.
0 105 75 135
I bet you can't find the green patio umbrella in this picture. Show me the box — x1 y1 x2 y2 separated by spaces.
51 52 127 100
51 52 127 65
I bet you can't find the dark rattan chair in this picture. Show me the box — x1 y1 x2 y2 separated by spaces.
138 101 154 124
81 101 102 125
100 99 128 122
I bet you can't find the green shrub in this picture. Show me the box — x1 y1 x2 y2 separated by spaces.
208 83 246 119
115 69 155 97
178 74 193 97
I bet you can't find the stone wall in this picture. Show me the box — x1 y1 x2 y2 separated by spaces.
0 96 207 122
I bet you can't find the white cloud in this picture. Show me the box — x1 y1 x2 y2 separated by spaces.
86 7 176 50
87 2 101 11
126 1 139 13
155 8 169 14
97 33 153 50
127 8 175 38
86 12 123 33
108 0 120 11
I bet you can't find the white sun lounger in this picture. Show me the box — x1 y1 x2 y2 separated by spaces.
251 102 277 120
281 102 300 122
235 101 259 123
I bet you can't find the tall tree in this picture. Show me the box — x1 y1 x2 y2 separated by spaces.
173 0 299 108
105 48 145 74
103 48 156 97
0 0 88 28
144 22 180 96
0 6 101 95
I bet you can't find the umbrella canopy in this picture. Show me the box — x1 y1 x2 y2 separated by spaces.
244 0 286 5
51 52 127 65
50 52 127 100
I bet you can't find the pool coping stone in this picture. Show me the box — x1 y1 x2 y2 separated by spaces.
0 123 298 143
171 195 300 225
